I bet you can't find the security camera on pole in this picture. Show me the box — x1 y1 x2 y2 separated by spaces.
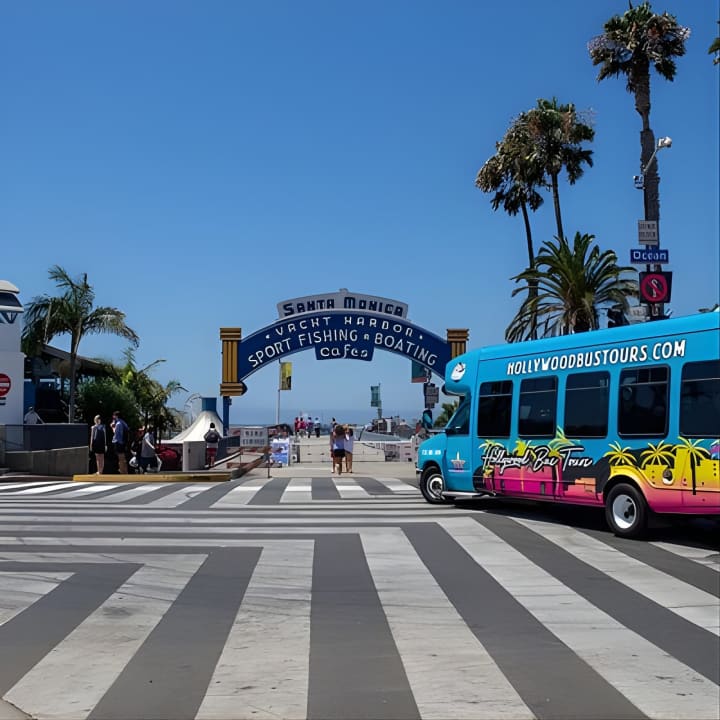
631 136 673 321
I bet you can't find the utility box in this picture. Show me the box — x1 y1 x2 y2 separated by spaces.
182 440 206 471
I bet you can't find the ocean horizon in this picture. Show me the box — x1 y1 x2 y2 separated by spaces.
226 407 423 428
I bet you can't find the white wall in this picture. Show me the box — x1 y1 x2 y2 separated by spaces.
0 281 25 425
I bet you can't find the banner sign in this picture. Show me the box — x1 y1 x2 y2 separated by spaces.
411 360 430 383
236 311 451 381
279 361 292 390
277 290 408 320
270 437 290 466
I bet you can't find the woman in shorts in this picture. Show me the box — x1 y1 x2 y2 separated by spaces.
330 426 345 475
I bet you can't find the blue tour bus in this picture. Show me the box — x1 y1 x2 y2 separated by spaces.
416 312 720 537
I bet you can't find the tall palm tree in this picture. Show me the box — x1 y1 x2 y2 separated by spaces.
506 232 638 341
589 2 690 224
521 98 595 242
476 120 545 337
21 266 139 422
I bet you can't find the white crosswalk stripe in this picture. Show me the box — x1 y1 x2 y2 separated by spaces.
444 516 720 719
0 475 717 720
3 554 206 719
361 528 533 720
512 515 720 635
196 542 313 720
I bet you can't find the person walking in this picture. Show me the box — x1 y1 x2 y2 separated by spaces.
314 417 321 438
204 422 221 468
139 426 157 473
344 426 354 473
111 410 129 474
89 415 108 474
23 406 44 424
330 425 345 475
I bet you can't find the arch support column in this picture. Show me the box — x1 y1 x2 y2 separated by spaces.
446 328 469 359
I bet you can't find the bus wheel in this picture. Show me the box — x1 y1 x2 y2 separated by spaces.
420 468 450 504
605 483 647 538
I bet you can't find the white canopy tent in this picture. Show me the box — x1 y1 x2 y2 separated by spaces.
168 410 224 443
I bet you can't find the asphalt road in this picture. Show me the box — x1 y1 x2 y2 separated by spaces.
0 459 717 720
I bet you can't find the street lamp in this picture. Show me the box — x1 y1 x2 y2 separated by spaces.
633 136 672 190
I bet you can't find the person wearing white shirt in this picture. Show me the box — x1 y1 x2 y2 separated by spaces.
23 407 44 424
344 427 355 473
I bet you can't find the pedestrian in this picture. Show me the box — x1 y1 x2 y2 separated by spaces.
344 426 354 473
204 422 221 468
23 406 44 424
330 424 345 475
314 417 321 438
139 426 157 473
111 410 130 474
306 417 314 437
89 414 108 474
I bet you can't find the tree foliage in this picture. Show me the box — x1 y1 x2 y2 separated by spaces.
76 378 140 429
434 400 459 428
520 98 595 243
506 232 638 341
21 266 139 422
588 2 689 224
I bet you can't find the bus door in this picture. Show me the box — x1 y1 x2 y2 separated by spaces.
442 398 474 492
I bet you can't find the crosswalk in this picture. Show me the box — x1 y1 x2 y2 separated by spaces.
0 474 718 720
0 474 420 508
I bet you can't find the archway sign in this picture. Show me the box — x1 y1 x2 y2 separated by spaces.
219 290 468 428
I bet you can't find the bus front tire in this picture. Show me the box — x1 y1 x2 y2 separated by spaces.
605 483 647 538
420 468 451 504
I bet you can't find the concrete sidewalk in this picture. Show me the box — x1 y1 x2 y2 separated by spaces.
254 434 418 480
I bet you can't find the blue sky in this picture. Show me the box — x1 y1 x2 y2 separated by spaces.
2 1 718 426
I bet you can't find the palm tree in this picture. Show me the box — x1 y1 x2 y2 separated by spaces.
115 348 185 439
521 98 595 242
506 232 638 341
21 266 139 422
589 2 690 224
476 119 545 338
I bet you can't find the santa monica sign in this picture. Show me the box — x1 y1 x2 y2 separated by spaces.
220 291 468 396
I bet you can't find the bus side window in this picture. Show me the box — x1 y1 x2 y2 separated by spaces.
446 398 471 435
477 380 513 437
618 366 669 437
519 377 557 438
564 371 609 438
680 360 720 437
